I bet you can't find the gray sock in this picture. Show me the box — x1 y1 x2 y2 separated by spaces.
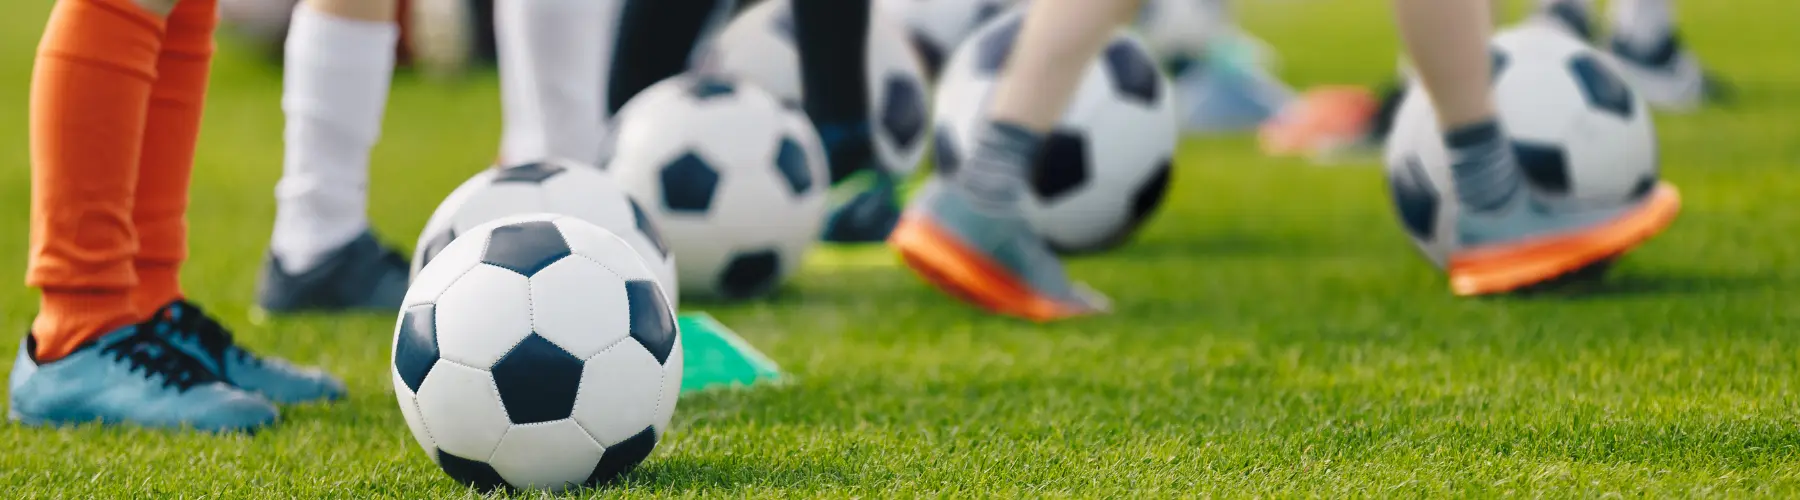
955 121 1044 213
1445 120 1522 213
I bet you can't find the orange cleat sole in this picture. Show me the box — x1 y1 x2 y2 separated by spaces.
1258 86 1379 157
888 215 1096 322
1449 182 1682 296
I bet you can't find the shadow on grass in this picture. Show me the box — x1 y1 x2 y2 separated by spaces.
578 452 852 496
1498 264 1778 301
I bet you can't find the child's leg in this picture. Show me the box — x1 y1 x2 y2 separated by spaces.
605 0 722 116
130 0 215 316
792 0 873 183
27 0 168 361
268 0 398 274
890 0 1133 321
1393 0 1519 213
495 0 621 166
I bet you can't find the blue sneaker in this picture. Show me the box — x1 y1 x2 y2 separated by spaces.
254 230 409 314
8 326 278 433
151 301 346 404
816 121 903 243
887 181 1109 321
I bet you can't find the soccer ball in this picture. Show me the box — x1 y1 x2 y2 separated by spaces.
394 214 682 491
875 0 1011 78
933 10 1179 253
1133 0 1230 64
1384 25 1658 268
607 74 829 300
700 0 931 179
413 159 679 307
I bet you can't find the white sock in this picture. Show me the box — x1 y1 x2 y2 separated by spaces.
271 5 398 274
1611 0 1675 50
496 0 622 167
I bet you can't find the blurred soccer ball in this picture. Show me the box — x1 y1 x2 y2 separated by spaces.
875 0 1011 79
413 159 679 307
1385 24 1659 268
607 74 829 300
395 214 682 492
701 0 931 179
933 10 1179 253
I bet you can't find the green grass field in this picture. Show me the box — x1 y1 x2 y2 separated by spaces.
4 1 1800 497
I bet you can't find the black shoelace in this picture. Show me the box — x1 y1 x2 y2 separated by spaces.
98 322 218 392
161 301 261 369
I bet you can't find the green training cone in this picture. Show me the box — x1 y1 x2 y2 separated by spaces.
677 313 783 393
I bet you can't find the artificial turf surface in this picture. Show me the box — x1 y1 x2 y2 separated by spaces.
4 0 1800 497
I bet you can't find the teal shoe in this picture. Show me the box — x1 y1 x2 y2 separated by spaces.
888 182 1109 321
822 168 902 243
8 326 278 433
1449 181 1681 296
151 301 346 405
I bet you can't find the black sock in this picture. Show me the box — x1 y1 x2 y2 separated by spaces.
607 0 727 115
792 0 874 183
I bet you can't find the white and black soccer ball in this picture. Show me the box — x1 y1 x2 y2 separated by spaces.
875 0 1011 79
607 74 829 300
414 159 679 307
933 10 1179 253
1385 25 1658 268
701 0 931 178
393 214 682 492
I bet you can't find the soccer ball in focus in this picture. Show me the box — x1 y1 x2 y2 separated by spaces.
702 0 931 179
394 214 682 491
413 159 678 307
607 74 829 300
875 0 1011 78
933 10 1178 253
1385 24 1659 268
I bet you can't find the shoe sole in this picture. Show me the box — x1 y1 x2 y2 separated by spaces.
1449 182 1681 296
888 216 1096 322
1257 87 1377 158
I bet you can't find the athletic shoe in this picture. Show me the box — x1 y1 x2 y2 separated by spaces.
1258 86 1381 161
151 301 346 404
817 122 902 243
255 230 409 314
888 182 1109 321
1450 181 1681 296
1173 56 1295 134
8 325 278 433
1608 34 1728 112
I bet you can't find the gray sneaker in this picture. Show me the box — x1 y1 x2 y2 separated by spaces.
1449 182 1681 296
255 231 409 314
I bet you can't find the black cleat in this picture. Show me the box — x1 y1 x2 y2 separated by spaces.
255 231 410 315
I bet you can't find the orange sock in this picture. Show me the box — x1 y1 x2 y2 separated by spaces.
27 0 167 362
131 0 216 317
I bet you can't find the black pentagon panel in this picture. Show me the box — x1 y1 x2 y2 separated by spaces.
773 137 815 197
624 280 678 365
1628 174 1657 201
1388 155 1440 240
933 128 961 178
1490 47 1510 82
629 198 670 258
1130 160 1174 226
1513 141 1571 194
394 304 440 393
482 220 572 277
1029 131 1090 201
686 74 736 101
492 162 567 184
1568 54 1635 119
417 229 456 271
718 250 781 299
492 333 584 424
659 153 721 213
1102 40 1161 105
586 426 658 486
910 32 946 78
975 17 1022 75
880 76 927 151
437 449 508 491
